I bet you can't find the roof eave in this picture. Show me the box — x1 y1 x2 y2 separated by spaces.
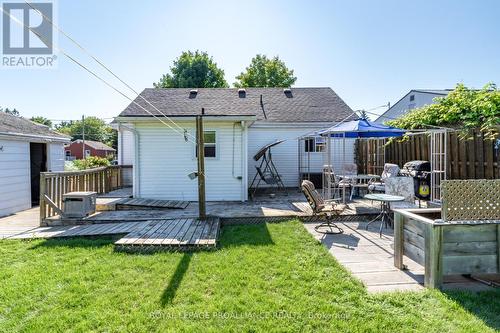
0 131 71 143
115 115 257 122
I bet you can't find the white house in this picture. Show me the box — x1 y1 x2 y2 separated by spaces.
0 112 70 217
115 87 355 201
376 89 451 123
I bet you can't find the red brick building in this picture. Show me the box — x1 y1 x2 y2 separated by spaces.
65 140 116 160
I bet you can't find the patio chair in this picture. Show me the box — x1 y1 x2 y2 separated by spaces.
301 180 345 234
322 165 347 202
341 163 358 176
368 163 400 193
384 177 418 209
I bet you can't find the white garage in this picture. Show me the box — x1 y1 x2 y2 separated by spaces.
0 112 70 217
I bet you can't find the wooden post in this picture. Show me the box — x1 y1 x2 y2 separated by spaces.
393 211 404 269
82 115 86 159
497 225 500 274
196 109 206 220
39 173 46 225
424 224 443 288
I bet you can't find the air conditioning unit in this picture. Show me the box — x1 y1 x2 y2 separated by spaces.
62 191 97 218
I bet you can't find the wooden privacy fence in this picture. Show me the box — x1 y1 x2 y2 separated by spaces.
356 129 500 179
39 165 132 222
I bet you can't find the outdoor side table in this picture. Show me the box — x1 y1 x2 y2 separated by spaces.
364 193 405 237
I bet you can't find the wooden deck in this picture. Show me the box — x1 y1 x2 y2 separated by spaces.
116 198 190 210
1 218 220 250
0 221 148 239
114 218 219 248
303 221 498 293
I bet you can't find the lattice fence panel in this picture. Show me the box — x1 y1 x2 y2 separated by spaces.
442 180 500 221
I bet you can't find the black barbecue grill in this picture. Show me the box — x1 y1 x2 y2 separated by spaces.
400 160 431 200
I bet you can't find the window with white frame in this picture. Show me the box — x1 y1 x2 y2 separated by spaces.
85 149 91 158
196 130 217 158
304 137 326 153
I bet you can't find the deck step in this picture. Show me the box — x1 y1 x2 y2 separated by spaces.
114 218 219 249
116 198 189 210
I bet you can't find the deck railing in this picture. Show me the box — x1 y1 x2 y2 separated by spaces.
39 165 132 223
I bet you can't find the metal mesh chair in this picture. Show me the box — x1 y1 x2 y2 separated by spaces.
301 180 345 234
368 163 400 193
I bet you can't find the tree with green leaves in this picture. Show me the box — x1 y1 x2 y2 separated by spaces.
387 83 500 139
1 107 20 117
56 117 114 147
30 116 52 128
154 51 228 88
234 54 297 88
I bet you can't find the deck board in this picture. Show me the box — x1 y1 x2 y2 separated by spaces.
116 198 189 210
111 218 219 249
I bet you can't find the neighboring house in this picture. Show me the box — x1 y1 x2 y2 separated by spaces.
376 89 451 123
115 87 355 201
0 112 70 217
64 139 116 160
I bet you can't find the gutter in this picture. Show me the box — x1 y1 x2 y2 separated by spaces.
0 131 70 143
249 121 339 129
115 115 257 123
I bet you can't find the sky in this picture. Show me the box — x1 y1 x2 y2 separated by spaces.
1 0 499 122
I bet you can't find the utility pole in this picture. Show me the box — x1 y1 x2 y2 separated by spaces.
196 108 206 220
81 115 86 159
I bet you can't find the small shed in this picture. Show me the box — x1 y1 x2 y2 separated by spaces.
0 112 70 217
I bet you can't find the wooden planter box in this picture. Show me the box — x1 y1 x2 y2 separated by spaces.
394 208 500 288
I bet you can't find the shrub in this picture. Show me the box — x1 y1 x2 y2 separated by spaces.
72 156 110 170
387 83 500 139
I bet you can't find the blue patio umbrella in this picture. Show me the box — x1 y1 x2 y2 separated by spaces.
312 118 405 203
316 118 406 138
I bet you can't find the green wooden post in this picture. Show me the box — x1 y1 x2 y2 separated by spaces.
394 211 404 269
196 111 206 220
497 225 500 274
424 224 443 288
39 173 46 226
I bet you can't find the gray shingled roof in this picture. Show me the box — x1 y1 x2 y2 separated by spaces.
413 89 452 95
118 87 355 123
72 139 115 151
0 112 70 141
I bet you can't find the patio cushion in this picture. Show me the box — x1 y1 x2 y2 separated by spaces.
368 183 385 192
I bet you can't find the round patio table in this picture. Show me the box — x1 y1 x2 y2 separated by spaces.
364 193 405 237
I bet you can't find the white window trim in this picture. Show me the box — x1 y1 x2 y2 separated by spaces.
305 137 325 153
192 129 219 160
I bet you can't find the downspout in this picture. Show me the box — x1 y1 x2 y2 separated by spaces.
241 120 248 201
118 124 124 165
119 123 140 198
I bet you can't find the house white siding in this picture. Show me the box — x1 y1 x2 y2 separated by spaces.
118 124 135 165
135 121 245 201
118 125 135 186
248 125 355 187
0 139 67 217
0 139 31 217
47 143 65 172
376 91 449 123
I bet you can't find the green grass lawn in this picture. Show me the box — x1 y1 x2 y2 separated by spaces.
1 220 499 332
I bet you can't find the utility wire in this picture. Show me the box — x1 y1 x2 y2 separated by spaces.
24 1 196 142
2 6 197 145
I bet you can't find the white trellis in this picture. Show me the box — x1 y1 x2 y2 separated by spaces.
430 129 448 203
